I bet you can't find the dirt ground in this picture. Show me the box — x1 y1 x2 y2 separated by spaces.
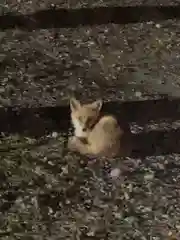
0 1 180 240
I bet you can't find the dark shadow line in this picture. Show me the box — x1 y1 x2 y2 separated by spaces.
0 98 180 137
131 128 180 158
104 98 180 124
1 6 180 30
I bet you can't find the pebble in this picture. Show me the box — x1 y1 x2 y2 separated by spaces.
52 132 58 138
110 168 121 178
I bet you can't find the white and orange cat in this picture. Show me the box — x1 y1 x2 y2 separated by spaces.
68 97 132 157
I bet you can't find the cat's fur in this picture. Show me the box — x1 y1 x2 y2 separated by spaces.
68 97 132 157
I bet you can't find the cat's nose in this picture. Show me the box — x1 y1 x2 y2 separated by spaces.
82 127 86 132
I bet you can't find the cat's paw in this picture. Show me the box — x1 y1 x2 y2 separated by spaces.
67 136 78 151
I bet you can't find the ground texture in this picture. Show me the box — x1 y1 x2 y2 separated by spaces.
0 1 180 240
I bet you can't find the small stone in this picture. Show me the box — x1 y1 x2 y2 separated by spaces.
157 163 165 170
52 132 58 138
156 23 161 28
135 91 142 97
0 87 5 93
124 192 130 200
61 166 68 174
144 172 154 181
110 168 121 178
48 207 53 214
65 199 71 204
87 231 95 236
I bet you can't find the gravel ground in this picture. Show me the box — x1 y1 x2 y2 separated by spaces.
0 1 180 240
4 0 180 13
1 21 180 107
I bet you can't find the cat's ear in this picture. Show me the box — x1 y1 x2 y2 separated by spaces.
70 97 81 111
90 99 103 112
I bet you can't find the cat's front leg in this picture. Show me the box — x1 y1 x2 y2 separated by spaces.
68 136 90 155
67 136 79 152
